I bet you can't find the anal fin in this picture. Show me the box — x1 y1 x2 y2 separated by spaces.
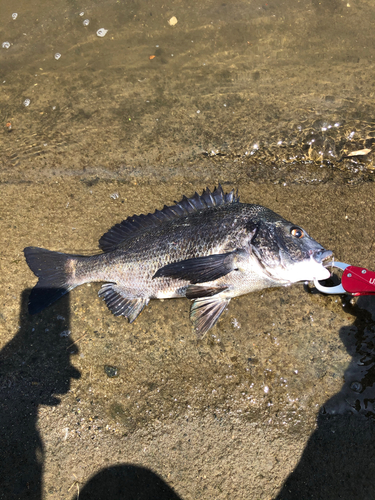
190 296 230 337
98 284 149 323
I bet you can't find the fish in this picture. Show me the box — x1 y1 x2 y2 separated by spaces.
24 186 332 337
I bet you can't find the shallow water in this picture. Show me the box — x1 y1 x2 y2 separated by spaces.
1 1 375 499
2 0 375 185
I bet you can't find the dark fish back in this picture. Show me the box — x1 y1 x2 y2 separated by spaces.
112 202 288 266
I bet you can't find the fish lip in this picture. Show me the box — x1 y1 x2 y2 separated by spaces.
312 249 333 264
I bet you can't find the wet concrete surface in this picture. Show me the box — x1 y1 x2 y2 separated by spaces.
2 181 375 499
2 0 375 498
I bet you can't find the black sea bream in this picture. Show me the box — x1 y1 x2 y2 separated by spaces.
24 186 332 336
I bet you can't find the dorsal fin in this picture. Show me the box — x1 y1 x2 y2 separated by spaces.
99 185 239 252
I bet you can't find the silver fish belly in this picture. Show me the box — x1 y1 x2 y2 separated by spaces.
24 186 332 336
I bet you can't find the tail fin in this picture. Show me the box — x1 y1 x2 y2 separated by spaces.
24 247 80 314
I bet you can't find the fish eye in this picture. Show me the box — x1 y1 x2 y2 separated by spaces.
291 227 304 238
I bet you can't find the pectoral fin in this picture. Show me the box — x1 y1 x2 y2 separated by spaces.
190 296 230 337
98 284 149 323
153 249 248 284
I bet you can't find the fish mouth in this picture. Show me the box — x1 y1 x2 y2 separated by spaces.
312 249 333 264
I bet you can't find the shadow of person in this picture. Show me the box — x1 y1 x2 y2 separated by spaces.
0 289 80 499
73 464 182 500
275 295 375 500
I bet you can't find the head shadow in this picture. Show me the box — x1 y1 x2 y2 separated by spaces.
72 464 182 500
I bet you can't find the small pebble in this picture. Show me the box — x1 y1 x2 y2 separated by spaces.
231 318 241 329
350 381 363 393
168 16 178 26
12 13 18 20
23 99 30 107
79 11 84 16
2 42 10 49
54 52 61 60
83 19 89 26
104 365 118 378
60 330 71 337
96 28 108 37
